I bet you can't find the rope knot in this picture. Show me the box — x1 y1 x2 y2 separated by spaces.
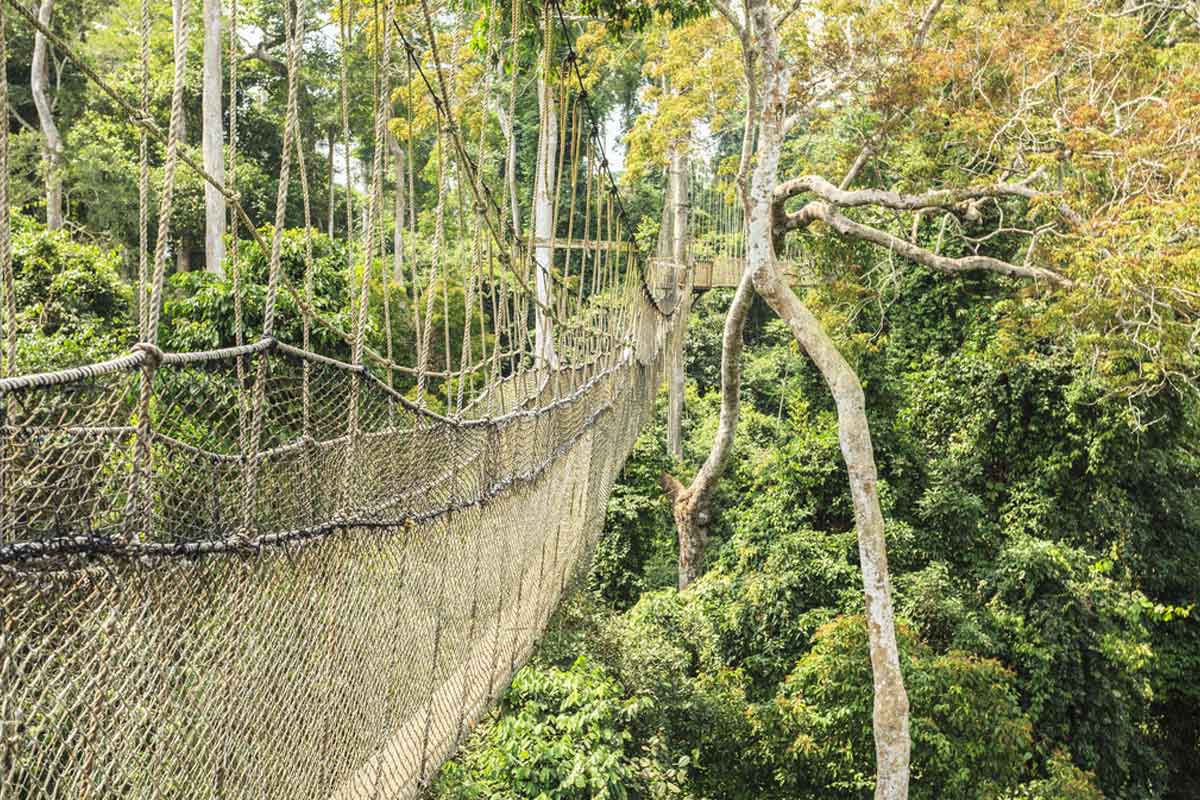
131 342 165 369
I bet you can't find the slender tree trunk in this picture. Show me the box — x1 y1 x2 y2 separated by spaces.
202 0 225 274
388 133 406 283
664 266 755 589
326 133 336 238
667 146 690 461
498 106 521 237
532 75 558 368
741 2 910 797
31 0 63 231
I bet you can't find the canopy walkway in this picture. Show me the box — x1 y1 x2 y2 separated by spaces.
0 0 701 797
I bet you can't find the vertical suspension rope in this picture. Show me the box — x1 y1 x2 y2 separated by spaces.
144 0 188 344
291 12 318 523
243 0 299 533
0 0 13 560
137 0 150 339
228 0 251 520
404 58 422 353
416 128 443 407
0 0 9 760
130 0 188 542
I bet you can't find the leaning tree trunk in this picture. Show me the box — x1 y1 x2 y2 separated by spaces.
202 0 226 274
742 1 910 797
663 266 755 589
30 0 63 231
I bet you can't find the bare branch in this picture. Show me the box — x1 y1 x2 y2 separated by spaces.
774 173 1044 212
711 0 745 35
240 34 288 76
913 0 944 49
782 201 1074 287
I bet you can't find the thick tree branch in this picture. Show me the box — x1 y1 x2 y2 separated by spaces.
240 34 288 76
781 200 1074 287
912 0 944 49
669 266 756 590
773 173 1042 213
711 0 745 34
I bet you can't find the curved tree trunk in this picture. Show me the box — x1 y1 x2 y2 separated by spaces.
202 0 226 274
665 265 755 589
31 0 63 231
741 2 910 797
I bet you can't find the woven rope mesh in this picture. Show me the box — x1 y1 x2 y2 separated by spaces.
0 288 678 798
0 0 696 791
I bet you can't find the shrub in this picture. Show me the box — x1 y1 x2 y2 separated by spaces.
757 615 1032 800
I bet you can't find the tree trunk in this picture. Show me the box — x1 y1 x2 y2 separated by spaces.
202 0 225 274
532 75 558 369
388 133 406 284
327 134 336 238
31 0 63 231
666 265 755 589
176 243 191 273
667 146 689 461
742 2 911 797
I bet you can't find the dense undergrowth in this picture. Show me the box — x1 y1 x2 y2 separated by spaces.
433 276 1200 800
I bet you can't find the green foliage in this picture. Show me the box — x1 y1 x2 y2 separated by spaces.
8 214 134 371
160 226 354 354
980 535 1165 796
757 615 1032 800
701 526 856 694
579 0 712 32
1005 751 1105 800
589 412 677 608
433 657 644 800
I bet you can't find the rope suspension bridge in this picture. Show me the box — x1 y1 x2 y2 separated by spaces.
0 0 763 797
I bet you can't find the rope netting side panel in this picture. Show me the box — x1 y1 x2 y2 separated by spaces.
0 296 674 799
0 0 691 793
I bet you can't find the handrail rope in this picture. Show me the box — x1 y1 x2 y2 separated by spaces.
0 380 622 567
